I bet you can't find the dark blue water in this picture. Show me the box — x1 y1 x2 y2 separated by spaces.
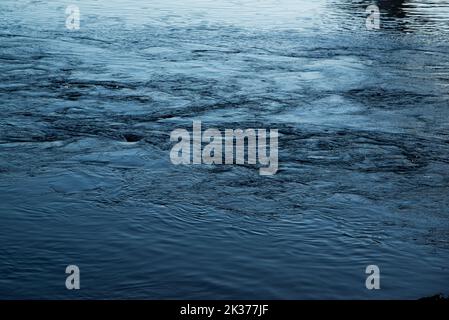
1 0 449 299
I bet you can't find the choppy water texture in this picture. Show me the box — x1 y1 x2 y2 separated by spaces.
1 0 449 299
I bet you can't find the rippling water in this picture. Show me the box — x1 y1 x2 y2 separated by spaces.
1 0 449 299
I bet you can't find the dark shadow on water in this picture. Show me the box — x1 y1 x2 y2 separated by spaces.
330 0 449 33
377 0 406 18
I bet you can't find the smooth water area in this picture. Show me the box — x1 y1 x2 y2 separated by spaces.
1 0 449 299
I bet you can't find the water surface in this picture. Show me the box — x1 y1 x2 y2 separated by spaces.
1 0 449 299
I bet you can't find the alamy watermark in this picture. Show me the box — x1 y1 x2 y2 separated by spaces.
169 121 278 175
366 5 380 30
365 265 380 290
65 265 80 290
65 5 80 30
